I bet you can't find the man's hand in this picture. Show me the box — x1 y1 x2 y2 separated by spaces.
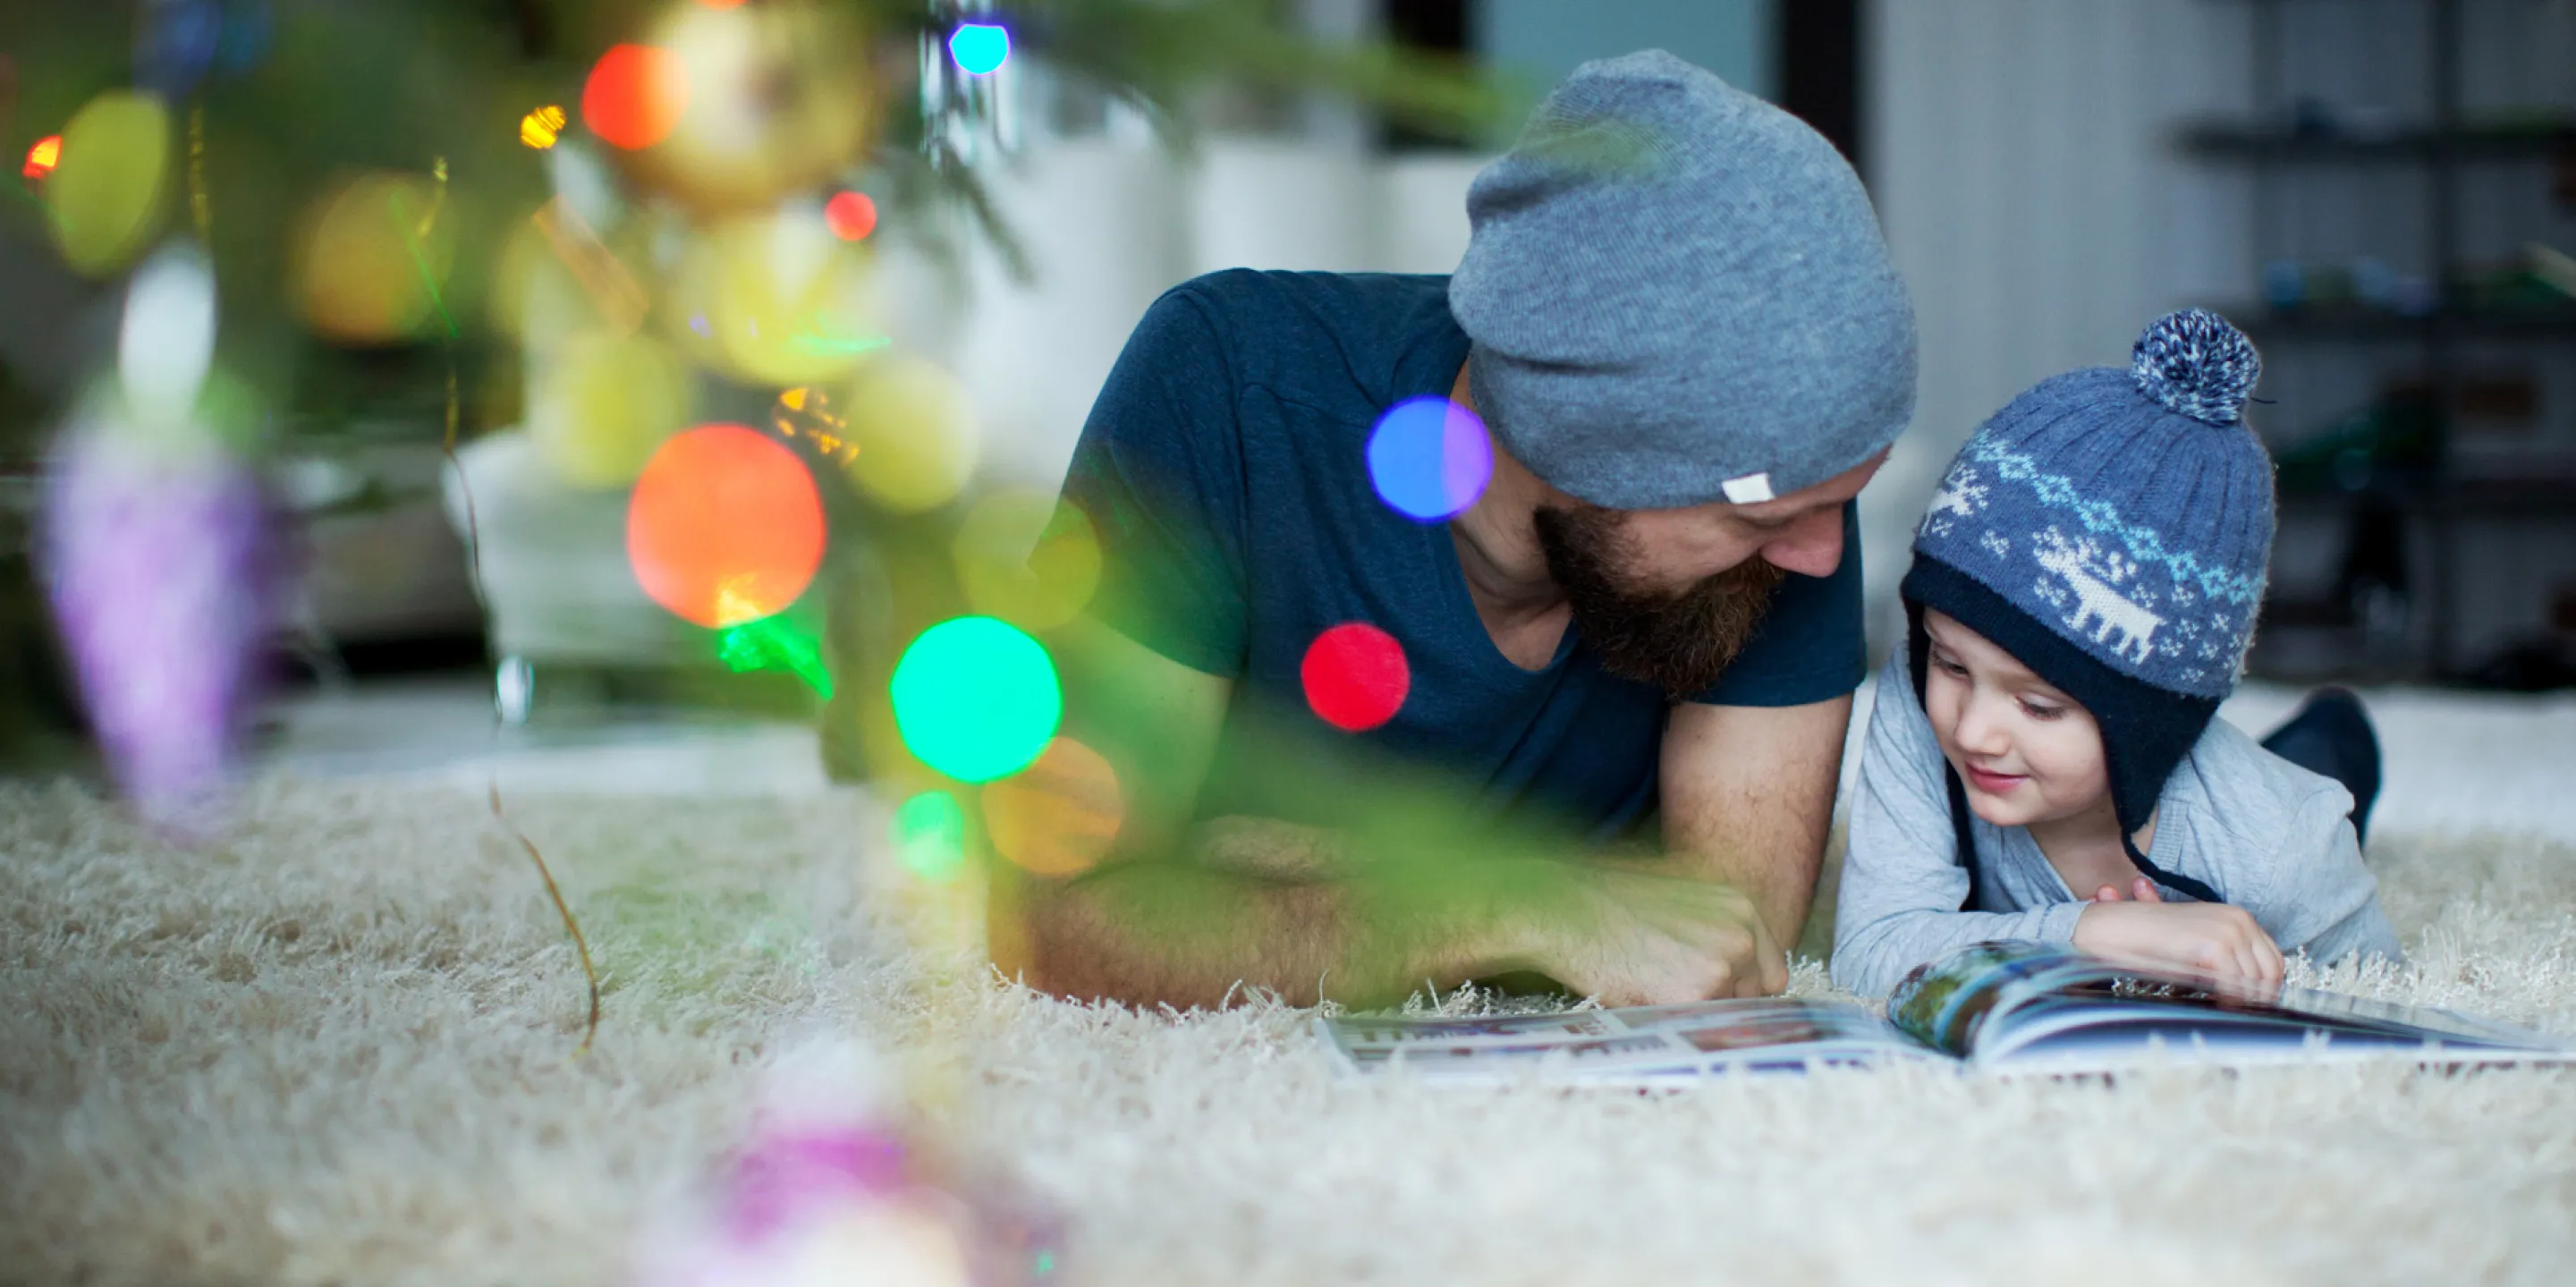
2074 883 2285 989
1534 866 1789 1005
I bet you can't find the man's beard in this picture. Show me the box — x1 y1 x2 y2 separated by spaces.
1531 502 1786 699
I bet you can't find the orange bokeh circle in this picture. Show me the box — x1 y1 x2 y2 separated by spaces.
982 737 1124 877
625 424 826 628
583 44 689 151
825 191 877 241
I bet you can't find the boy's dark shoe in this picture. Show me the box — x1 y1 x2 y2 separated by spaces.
2259 687 2382 845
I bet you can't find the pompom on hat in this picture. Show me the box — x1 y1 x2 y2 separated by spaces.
1901 309 2275 904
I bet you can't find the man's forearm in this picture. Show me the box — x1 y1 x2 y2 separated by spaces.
1659 697 1851 950
1010 857 1563 1010
1707 834 1825 953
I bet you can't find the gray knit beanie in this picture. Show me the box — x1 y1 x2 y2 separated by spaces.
1449 49 1916 510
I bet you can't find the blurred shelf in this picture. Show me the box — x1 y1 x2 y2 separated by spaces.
2276 478 2576 515
2438 477 2576 514
2222 302 2576 341
2188 0 2574 683
2177 120 2576 163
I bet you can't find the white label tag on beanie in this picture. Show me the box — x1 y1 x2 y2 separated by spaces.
1720 471 1775 504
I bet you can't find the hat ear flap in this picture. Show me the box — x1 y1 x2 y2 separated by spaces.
1906 598 1987 914
2098 737 2225 905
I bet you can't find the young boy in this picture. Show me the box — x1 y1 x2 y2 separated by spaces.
1831 309 2401 998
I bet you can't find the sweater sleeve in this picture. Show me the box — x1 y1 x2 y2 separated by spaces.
1830 656 2089 998
2259 787 2402 968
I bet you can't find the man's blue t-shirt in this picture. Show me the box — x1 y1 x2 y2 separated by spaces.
1061 270 1864 841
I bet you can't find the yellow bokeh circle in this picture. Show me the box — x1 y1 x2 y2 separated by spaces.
45 90 174 277
292 172 455 344
616 0 874 214
489 202 648 350
666 205 883 386
528 332 694 489
839 353 979 514
953 488 1102 631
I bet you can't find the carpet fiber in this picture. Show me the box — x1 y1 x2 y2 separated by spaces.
5 750 2576 1284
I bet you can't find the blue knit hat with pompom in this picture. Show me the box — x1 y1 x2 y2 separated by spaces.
1901 309 2274 903
1910 309 2273 697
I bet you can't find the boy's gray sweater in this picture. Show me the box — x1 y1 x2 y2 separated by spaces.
1830 655 2402 999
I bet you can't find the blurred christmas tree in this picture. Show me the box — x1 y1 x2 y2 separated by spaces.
0 0 1497 461
0 0 1498 765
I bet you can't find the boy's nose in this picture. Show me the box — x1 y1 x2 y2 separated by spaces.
1951 697 2013 757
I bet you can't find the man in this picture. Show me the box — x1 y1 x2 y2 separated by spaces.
990 51 1916 1010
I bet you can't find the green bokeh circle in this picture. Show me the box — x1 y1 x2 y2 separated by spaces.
889 615 1063 783
892 791 967 882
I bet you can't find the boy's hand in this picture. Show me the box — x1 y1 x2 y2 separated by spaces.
2091 876 2174 904
2073 893 2285 990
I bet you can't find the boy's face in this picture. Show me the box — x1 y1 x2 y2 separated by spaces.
1919 610 2114 830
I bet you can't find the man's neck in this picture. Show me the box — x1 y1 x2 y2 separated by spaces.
1445 362 1574 667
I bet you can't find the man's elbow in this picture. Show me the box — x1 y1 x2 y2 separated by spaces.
990 872 1098 1000
987 868 1173 1007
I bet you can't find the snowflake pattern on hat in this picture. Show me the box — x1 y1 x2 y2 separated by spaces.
1911 311 2276 700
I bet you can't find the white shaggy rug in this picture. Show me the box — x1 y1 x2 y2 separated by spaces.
4 688 2576 1286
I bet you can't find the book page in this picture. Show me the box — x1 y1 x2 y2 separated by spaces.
1886 940 2574 1071
1885 942 2101 1057
1316 998 1931 1082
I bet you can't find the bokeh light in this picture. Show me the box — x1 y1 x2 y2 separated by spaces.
982 737 1123 877
948 23 1011 75
1301 622 1410 732
825 191 877 241
134 0 223 98
118 243 216 431
44 90 172 276
583 44 688 151
530 332 692 488
22 134 59 181
214 3 269 73
841 353 979 514
1367 395 1491 521
716 614 832 697
492 198 649 346
291 171 453 343
890 617 1062 783
953 489 1101 632
620 1 871 213
520 104 566 148
771 385 856 465
626 424 826 628
892 791 967 882
667 207 885 386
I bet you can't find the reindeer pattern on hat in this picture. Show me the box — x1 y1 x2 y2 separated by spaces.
1915 434 2264 696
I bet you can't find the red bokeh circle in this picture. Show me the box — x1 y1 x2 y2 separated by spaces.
582 44 689 151
1301 622 1410 732
825 191 877 241
626 424 826 628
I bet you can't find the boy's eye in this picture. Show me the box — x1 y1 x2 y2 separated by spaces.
2020 699 2064 721
1931 654 1968 677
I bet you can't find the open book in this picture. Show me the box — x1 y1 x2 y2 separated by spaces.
1315 941 2573 1082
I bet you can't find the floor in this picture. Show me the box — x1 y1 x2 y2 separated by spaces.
253 672 2576 846
10 678 2576 1287
254 673 835 799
